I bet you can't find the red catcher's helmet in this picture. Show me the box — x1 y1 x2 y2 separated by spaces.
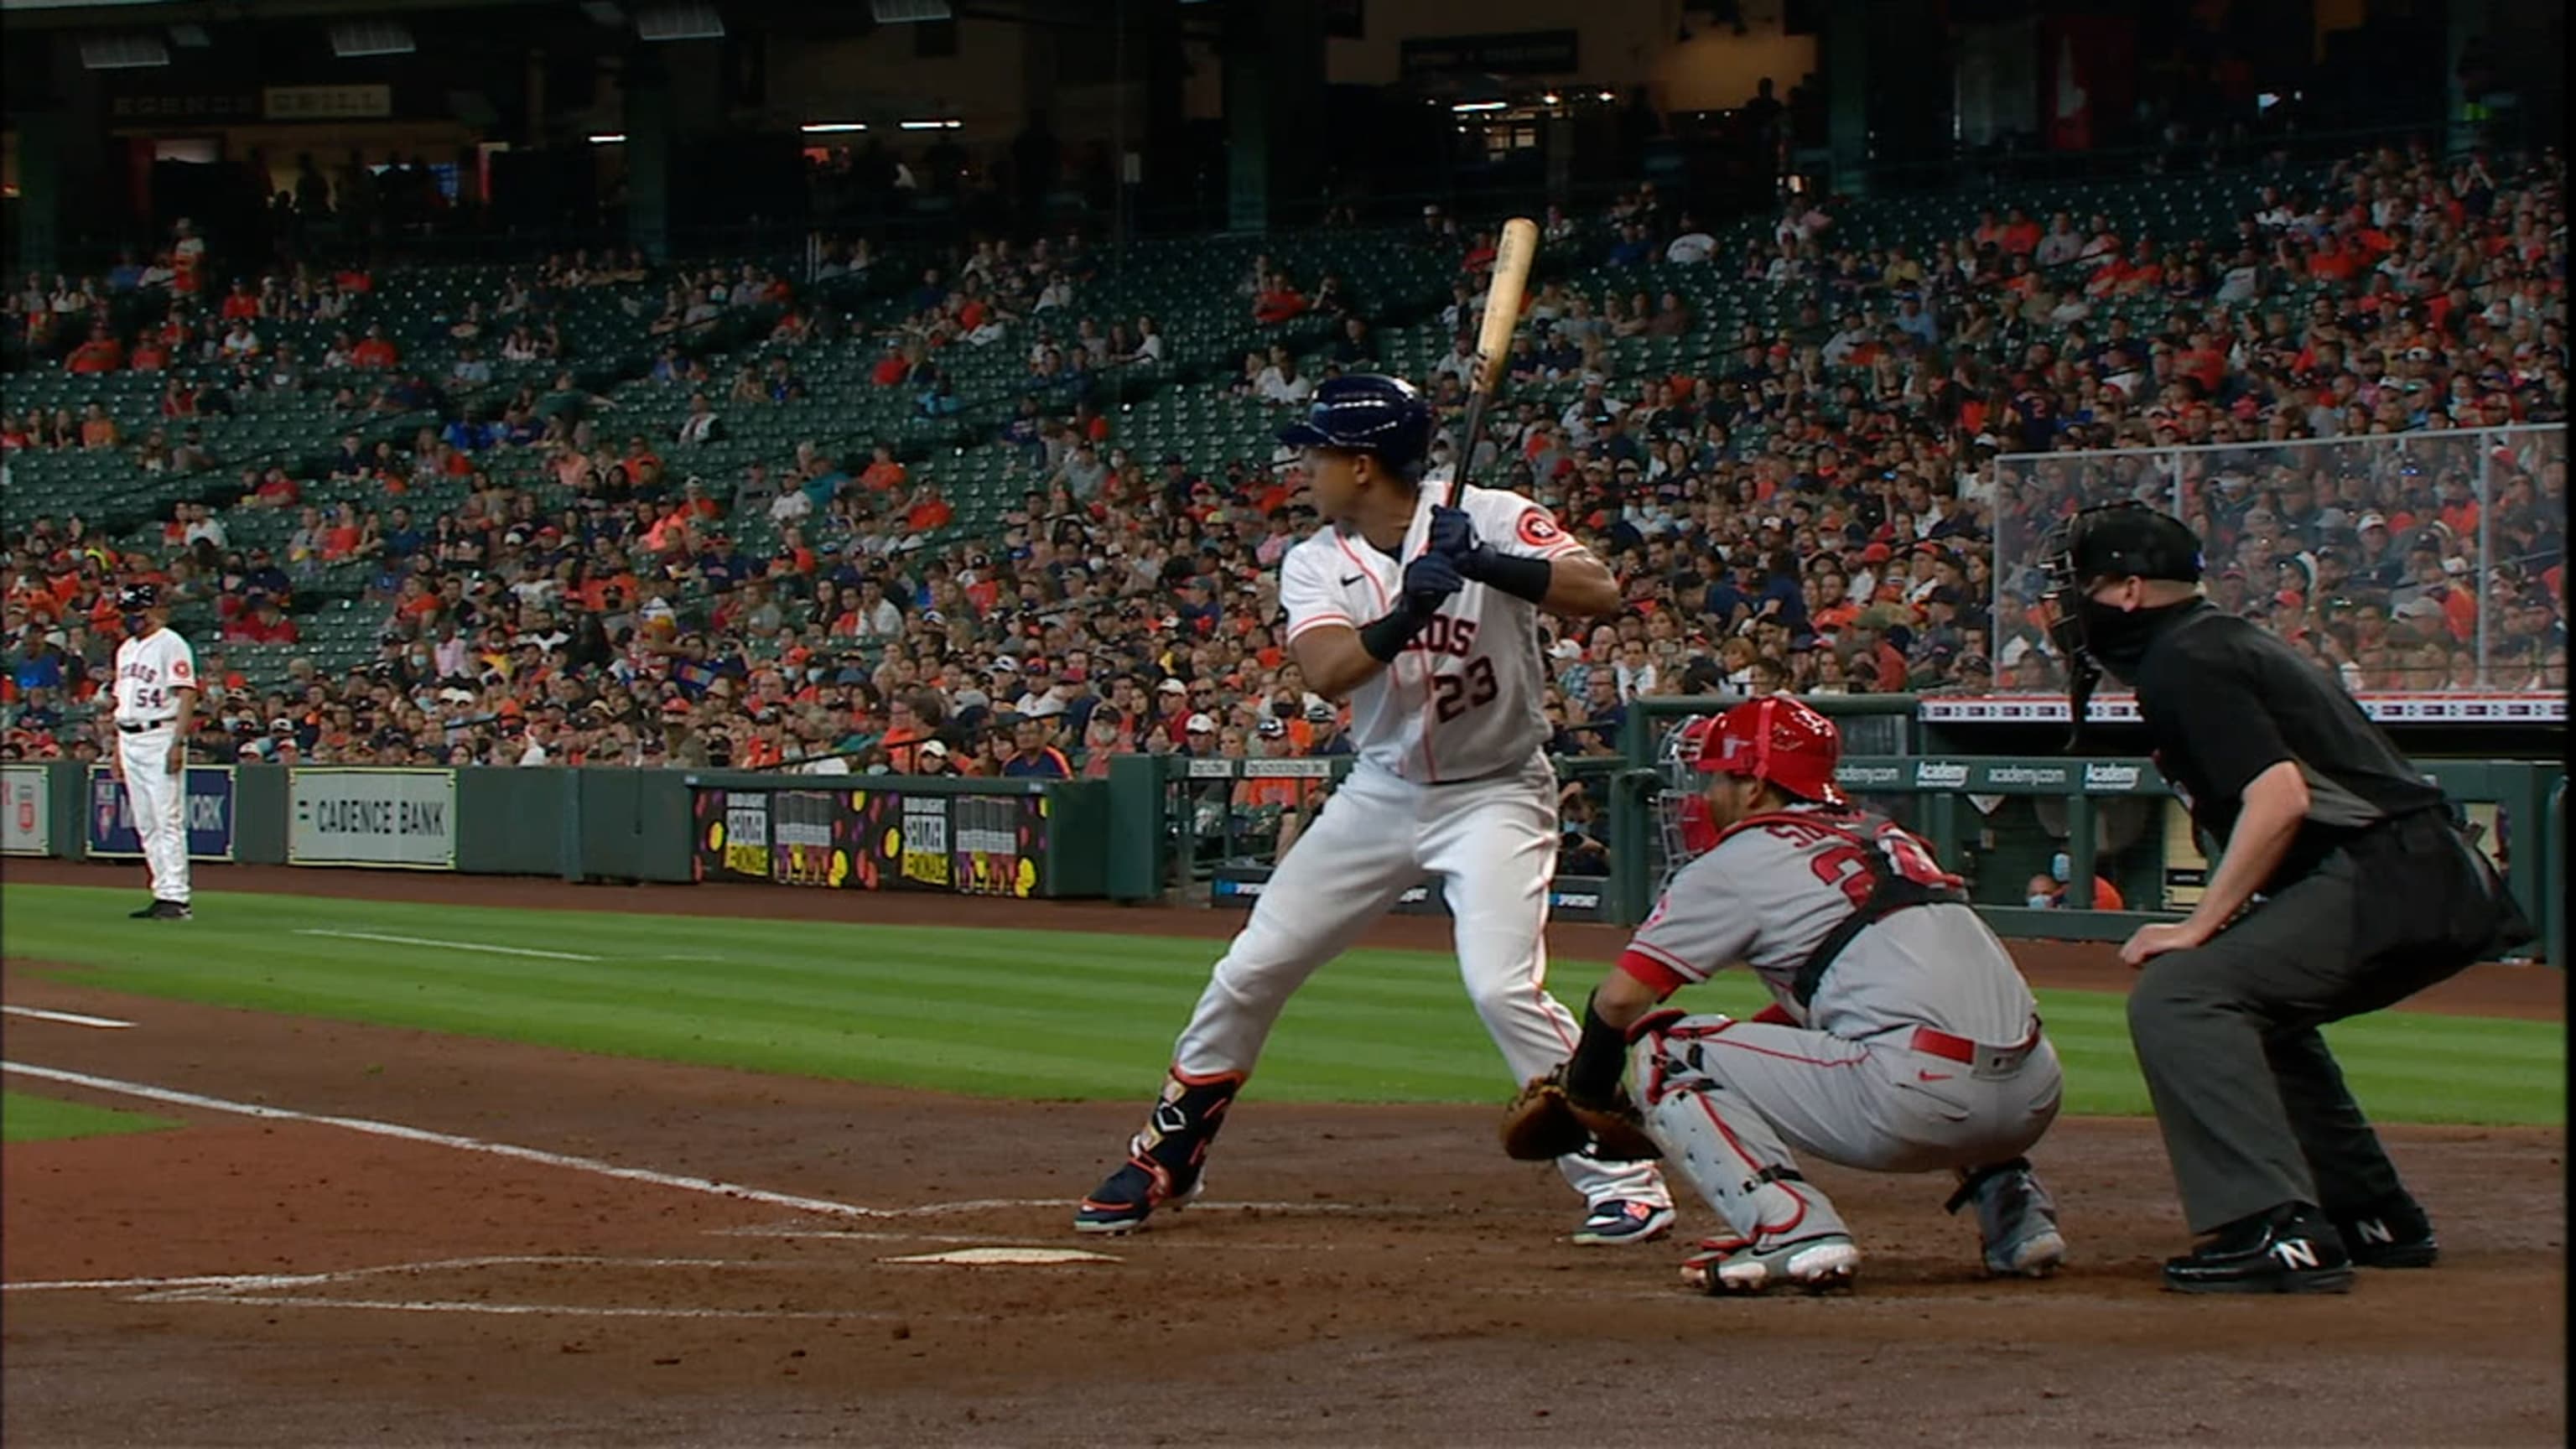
1696 696 1848 808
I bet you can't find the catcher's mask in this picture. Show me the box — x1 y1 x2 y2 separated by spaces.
1654 697 1847 877
2038 502 2204 744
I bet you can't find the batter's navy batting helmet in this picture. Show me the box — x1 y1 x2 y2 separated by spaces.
117 582 160 611
1276 374 1434 476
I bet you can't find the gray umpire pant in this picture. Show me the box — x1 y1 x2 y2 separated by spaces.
2126 810 2527 1233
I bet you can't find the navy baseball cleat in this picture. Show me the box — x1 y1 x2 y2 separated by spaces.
1572 1198 1676 1246
2163 1203 2354 1294
1073 1158 1203 1235
2333 1197 2438 1268
130 900 190 920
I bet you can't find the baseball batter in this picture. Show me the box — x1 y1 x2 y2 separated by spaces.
105 583 197 920
1076 373 1674 1244
1542 697 2065 1292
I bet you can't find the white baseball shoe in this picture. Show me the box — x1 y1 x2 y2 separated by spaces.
1572 1199 1676 1246
1680 1233 1860 1295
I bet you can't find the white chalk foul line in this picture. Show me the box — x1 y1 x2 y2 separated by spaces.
6 1271 338 1294
0 1061 901 1221
158 1294 902 1322
1 1005 135 1030
14 1254 846 1297
293 928 601 962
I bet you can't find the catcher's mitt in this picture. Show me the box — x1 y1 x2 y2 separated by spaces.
1499 1070 1661 1162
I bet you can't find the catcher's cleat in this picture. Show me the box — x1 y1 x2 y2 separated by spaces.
1949 1158 2066 1279
1072 1157 1203 1235
1681 1233 1860 1295
1571 1199 1675 1246
2332 1197 2438 1269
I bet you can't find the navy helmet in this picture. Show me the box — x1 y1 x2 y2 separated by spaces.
1277 373 1434 477
117 582 160 611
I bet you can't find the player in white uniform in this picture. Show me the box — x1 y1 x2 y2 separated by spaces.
1075 374 1673 1243
105 583 199 919
1539 697 2066 1293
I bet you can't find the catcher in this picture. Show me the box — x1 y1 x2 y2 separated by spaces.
1502 696 2067 1294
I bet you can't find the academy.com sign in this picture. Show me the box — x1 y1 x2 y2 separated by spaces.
288 768 458 870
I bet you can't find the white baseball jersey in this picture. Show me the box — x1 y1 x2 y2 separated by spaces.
1278 484 1582 784
1623 805 2038 1045
113 626 197 723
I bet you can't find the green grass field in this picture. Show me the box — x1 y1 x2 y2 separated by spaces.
0 883 2559 1126
2 1089 181 1144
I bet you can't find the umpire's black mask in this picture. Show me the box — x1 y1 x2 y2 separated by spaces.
2040 504 2205 740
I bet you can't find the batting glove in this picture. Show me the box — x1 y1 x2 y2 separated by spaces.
1427 505 1479 560
1401 550 1465 610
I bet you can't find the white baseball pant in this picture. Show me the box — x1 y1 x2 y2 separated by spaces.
116 723 190 905
1172 759 1668 1210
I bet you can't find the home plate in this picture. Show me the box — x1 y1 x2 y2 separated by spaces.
878 1247 1121 1267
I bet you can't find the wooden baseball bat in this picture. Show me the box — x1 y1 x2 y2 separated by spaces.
1444 216 1540 510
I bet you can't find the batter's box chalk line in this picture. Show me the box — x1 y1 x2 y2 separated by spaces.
10 1254 1008 1322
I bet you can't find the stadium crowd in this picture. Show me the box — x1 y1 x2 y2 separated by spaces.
4 140 2567 841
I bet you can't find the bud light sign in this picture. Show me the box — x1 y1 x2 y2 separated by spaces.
86 766 237 861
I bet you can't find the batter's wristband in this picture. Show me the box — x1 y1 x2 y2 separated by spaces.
1564 993 1630 1107
1467 548 1552 605
1358 600 1434 663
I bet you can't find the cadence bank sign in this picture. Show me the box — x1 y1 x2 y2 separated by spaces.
288 768 458 870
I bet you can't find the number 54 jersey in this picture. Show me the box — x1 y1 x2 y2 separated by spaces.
1621 807 2042 1046
1278 484 1586 787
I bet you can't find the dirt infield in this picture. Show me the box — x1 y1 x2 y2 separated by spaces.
2 862 2566 1446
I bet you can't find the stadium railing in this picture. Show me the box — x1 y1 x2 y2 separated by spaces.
1992 424 2568 705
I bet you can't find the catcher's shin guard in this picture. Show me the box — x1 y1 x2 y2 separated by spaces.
1073 1067 1245 1235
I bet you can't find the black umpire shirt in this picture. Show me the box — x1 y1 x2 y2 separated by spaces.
2130 601 2445 895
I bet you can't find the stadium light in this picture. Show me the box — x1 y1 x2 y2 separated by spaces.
329 19 415 57
635 1 723 40
898 118 963 130
802 122 869 133
1452 101 1507 113
79 34 170 70
589 132 627 144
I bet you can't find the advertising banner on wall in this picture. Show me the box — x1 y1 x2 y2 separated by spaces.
86 766 237 860
1 766 49 856
699 789 776 884
288 768 458 869
693 785 1052 897
770 788 845 888
1208 868 1612 924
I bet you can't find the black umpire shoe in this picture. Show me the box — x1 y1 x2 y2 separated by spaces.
2333 1197 2439 1268
2163 1202 2355 1295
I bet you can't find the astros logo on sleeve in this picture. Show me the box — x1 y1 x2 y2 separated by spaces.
1516 512 1566 549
